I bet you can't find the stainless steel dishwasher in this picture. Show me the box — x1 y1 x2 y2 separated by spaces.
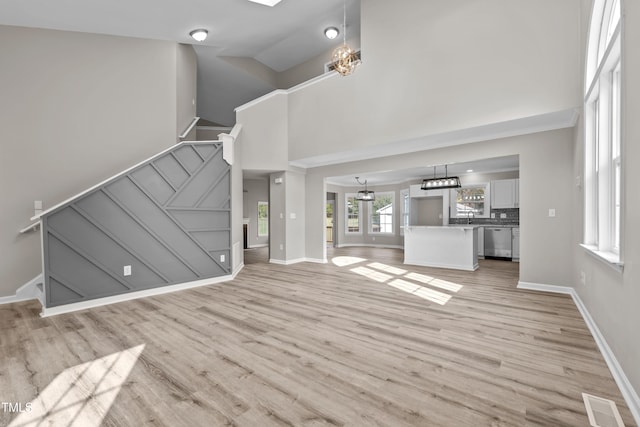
484 227 512 258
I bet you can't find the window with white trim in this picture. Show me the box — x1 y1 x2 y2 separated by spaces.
345 194 361 234
400 189 409 236
369 192 394 234
257 201 269 237
584 0 622 262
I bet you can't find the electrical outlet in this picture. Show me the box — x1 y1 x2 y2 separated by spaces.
123 265 132 276
372 236 376 241
500 213 507 219
580 271 586 286
280 244 284 251
220 254 225 263
491 213 496 218
549 208 556 217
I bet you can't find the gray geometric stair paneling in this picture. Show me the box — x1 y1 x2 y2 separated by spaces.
41 142 231 308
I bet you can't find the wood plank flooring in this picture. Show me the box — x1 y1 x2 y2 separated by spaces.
0 247 635 426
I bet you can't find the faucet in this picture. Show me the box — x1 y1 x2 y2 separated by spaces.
467 210 475 224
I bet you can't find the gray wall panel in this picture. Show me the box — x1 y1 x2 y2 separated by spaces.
154 155 189 188
131 165 175 205
48 236 130 299
174 145 203 173
42 142 231 307
75 192 198 283
47 208 166 289
170 210 229 230
49 278 83 302
193 144 215 159
199 174 230 209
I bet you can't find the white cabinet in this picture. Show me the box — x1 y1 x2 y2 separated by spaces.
491 179 519 209
512 227 520 261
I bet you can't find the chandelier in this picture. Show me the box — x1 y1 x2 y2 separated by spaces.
355 177 375 201
332 2 359 76
421 165 462 190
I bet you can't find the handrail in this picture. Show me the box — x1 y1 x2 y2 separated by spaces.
178 116 200 139
19 222 40 234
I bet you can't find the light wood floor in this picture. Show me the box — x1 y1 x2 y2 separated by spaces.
0 247 635 426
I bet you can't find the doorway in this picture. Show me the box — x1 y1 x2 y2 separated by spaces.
326 193 337 247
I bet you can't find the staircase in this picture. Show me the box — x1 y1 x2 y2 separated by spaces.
14 125 241 316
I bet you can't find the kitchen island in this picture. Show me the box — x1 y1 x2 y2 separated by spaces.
404 225 478 271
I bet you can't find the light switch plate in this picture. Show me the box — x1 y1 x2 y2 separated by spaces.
500 213 507 219
549 208 556 217
123 265 132 276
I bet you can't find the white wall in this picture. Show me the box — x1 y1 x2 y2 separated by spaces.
571 0 640 408
285 171 307 261
176 44 197 141
236 93 289 172
286 0 582 162
0 25 184 298
269 172 286 262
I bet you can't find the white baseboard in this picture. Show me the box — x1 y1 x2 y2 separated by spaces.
336 243 404 250
0 274 44 306
404 259 478 271
247 244 268 249
269 258 327 265
41 266 244 318
517 281 640 425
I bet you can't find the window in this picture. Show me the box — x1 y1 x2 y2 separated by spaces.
584 0 622 264
345 194 361 234
452 184 490 219
400 189 410 236
257 201 268 237
369 192 394 234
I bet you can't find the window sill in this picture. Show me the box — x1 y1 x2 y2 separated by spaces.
580 244 624 273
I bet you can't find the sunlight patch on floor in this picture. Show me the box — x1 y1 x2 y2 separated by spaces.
337 260 463 306
389 279 452 305
367 262 407 276
10 344 145 427
405 272 463 292
350 266 393 283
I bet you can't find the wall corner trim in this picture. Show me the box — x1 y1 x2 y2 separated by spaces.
40 267 244 318
517 281 640 425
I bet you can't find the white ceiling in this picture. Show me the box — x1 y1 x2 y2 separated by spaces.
0 0 360 125
326 155 520 187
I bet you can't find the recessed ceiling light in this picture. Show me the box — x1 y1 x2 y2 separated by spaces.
189 29 208 42
247 0 282 6
466 169 474 173
324 27 339 40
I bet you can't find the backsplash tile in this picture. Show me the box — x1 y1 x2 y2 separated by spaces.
450 208 519 225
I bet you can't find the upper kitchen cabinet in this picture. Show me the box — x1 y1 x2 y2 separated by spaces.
491 179 519 209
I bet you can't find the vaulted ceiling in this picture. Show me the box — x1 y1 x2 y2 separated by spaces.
0 0 360 125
